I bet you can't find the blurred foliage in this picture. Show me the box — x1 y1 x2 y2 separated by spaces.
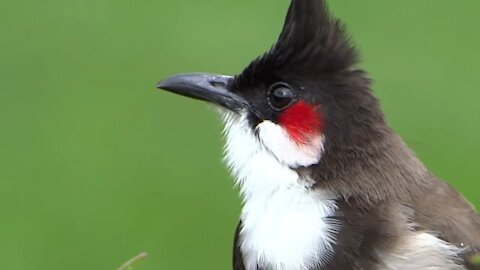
473 255 480 266
0 0 478 269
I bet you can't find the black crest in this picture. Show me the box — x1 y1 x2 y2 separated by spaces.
236 0 358 86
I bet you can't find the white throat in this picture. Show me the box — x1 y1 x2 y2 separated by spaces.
221 111 339 270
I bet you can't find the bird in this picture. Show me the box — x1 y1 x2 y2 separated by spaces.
156 0 480 269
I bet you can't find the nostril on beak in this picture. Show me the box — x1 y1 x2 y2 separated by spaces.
209 80 228 88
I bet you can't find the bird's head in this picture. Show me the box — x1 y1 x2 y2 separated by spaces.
158 0 387 171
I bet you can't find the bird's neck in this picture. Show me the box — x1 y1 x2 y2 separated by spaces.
313 131 432 207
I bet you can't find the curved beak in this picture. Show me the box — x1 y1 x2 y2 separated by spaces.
157 73 252 113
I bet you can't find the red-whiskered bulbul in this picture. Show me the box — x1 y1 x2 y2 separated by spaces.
156 0 480 269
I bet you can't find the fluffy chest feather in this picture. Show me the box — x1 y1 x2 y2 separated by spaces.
222 112 338 270
240 185 338 270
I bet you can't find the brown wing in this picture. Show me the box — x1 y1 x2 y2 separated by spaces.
413 178 480 269
233 221 246 270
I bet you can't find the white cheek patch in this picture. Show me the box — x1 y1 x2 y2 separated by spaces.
256 120 324 168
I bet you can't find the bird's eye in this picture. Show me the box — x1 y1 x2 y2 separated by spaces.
267 82 298 111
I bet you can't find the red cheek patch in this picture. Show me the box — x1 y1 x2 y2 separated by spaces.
278 100 324 144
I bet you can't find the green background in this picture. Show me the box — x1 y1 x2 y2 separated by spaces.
1 0 479 269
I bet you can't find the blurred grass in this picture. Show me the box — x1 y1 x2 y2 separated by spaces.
117 253 148 270
0 0 478 269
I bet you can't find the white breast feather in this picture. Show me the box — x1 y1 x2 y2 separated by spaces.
221 111 338 270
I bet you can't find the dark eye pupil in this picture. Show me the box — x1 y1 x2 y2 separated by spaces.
268 83 297 110
272 88 292 107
